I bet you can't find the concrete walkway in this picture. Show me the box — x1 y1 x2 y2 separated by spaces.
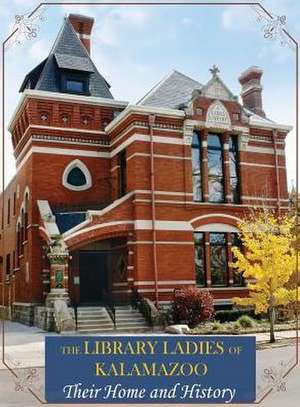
0 322 299 406
0 321 298 369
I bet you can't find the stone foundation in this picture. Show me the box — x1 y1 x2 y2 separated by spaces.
34 305 75 332
12 303 36 326
0 305 9 320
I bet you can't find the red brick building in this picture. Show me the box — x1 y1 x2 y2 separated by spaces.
0 15 292 328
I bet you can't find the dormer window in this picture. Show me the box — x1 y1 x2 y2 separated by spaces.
66 79 85 93
61 71 90 95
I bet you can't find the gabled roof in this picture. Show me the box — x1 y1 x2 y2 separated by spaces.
137 70 202 109
19 17 113 99
200 74 237 101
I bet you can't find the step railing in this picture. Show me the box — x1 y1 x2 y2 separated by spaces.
103 294 116 329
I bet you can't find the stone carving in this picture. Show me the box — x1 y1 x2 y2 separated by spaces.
206 100 231 130
54 299 75 333
238 134 249 151
47 235 69 265
183 122 194 145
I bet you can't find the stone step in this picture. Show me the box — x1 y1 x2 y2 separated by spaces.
78 328 115 334
77 310 108 315
77 320 113 327
77 325 114 332
116 321 148 327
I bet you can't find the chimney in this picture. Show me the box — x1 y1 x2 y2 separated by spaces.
68 14 94 55
238 66 265 117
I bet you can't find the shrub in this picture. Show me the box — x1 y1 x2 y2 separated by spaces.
171 287 214 328
233 321 241 330
212 321 223 331
237 315 256 328
215 308 264 323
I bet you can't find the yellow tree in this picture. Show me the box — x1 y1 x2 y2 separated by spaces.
231 210 297 343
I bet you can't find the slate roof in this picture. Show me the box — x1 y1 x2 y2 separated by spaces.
137 70 202 109
54 53 94 72
138 69 281 128
55 212 87 234
19 17 113 99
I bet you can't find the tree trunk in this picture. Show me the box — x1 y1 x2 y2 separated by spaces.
269 307 276 343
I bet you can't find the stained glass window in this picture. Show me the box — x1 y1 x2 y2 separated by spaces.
67 167 87 187
208 134 224 202
229 136 240 203
210 233 227 286
192 132 202 201
194 232 205 286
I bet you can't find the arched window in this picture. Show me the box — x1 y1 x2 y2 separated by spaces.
192 132 202 201
62 160 92 191
207 133 224 203
24 193 29 241
16 223 21 266
20 209 24 253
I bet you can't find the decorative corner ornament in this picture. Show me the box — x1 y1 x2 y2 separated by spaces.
257 359 293 400
251 6 294 50
5 7 46 51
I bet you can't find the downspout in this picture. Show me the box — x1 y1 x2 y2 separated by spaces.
272 129 281 215
149 115 159 307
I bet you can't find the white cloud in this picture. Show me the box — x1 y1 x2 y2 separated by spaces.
181 17 192 26
95 7 151 47
29 39 51 62
222 6 256 31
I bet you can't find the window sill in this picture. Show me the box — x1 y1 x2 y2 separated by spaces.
208 287 247 290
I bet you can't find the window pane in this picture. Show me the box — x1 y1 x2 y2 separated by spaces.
66 80 84 93
229 136 239 203
208 134 222 148
208 134 224 202
192 132 202 201
210 233 227 286
67 167 87 186
118 150 127 197
231 233 244 286
194 232 205 286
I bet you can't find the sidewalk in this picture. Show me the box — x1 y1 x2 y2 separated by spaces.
0 321 299 369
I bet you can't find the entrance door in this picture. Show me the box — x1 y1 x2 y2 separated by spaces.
79 251 109 304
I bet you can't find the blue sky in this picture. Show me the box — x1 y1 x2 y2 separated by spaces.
1 0 299 189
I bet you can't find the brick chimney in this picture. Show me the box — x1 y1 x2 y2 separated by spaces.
68 14 94 55
238 66 265 117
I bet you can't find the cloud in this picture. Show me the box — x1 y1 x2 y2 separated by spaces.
29 39 51 62
221 6 256 31
95 7 151 47
181 17 192 26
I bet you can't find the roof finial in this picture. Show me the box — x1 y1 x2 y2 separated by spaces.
210 64 220 77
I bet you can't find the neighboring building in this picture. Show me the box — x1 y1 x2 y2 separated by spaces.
0 14 292 328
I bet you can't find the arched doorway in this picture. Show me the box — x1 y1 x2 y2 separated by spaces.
69 238 128 306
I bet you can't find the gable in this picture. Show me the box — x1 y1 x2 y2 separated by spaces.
201 76 237 101
206 100 231 130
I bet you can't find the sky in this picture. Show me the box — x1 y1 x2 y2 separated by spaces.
0 0 299 190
